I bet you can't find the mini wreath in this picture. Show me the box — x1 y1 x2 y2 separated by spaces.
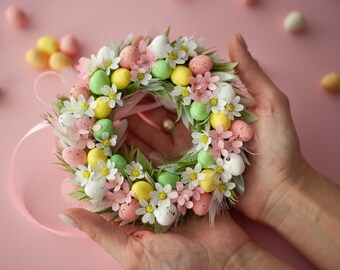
46 29 258 232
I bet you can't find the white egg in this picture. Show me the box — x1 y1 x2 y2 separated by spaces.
155 203 178 226
84 178 107 199
283 11 306 33
58 113 74 126
148 35 169 59
225 153 245 176
217 82 235 101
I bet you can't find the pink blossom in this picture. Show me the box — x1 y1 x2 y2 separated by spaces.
105 173 124 192
224 137 243 154
191 186 204 201
136 40 157 72
210 140 229 160
192 87 212 102
189 74 206 92
209 124 233 143
105 190 125 211
202 72 219 91
173 182 194 215
70 116 95 149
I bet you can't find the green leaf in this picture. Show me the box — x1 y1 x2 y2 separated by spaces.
136 149 153 173
68 188 90 201
239 110 259 123
164 27 171 37
212 62 238 72
153 221 171 234
95 207 114 215
178 151 199 163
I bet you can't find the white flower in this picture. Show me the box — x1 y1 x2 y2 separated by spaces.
75 95 97 118
61 96 79 115
223 96 244 120
171 86 192 105
95 132 117 156
209 158 232 182
96 45 120 75
208 88 227 113
165 44 186 68
136 200 157 224
100 85 123 109
131 68 152 86
125 161 144 181
75 164 94 187
192 131 212 151
94 159 118 181
212 180 236 203
150 183 178 208
78 55 98 78
175 37 197 61
181 163 205 190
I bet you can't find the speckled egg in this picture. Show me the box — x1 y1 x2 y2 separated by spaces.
60 34 79 56
111 68 131 89
119 199 139 222
210 112 231 131
171 66 192 86
225 153 245 176
49 52 72 72
6 6 27 28
155 203 178 226
37 36 59 55
89 70 110 95
25 48 49 69
93 119 114 141
87 148 108 167
71 83 90 99
192 193 212 216
199 169 218 192
321 72 340 93
189 55 213 76
148 35 168 59
151 60 172 80
216 82 235 101
157 172 180 189
110 154 128 176
131 181 154 201
93 97 112 119
62 146 87 167
119 46 139 69
190 101 210 121
197 149 216 168
230 120 254 142
84 177 106 199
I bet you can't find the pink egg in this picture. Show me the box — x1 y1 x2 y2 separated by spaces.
230 120 254 142
189 55 213 76
192 193 212 216
71 84 90 99
119 199 139 222
6 6 27 28
119 46 140 69
60 35 79 57
62 146 87 167
242 0 257 6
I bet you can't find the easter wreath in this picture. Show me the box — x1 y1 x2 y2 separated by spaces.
46 29 258 232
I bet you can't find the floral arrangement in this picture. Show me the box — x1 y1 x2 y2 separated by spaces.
46 29 258 232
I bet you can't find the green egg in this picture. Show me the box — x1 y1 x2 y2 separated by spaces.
190 102 210 121
93 119 114 141
110 154 128 176
151 60 172 80
89 70 110 95
158 172 180 189
197 149 216 168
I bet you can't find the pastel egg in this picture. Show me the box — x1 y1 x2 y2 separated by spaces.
190 101 210 121
89 70 110 95
119 199 139 222
93 97 112 119
225 153 245 176
320 72 340 93
216 82 235 101
199 169 218 192
71 84 91 99
155 203 178 226
37 36 59 55
87 148 108 167
131 181 154 201
119 46 139 69
171 66 192 86
25 48 49 69
131 35 145 46
230 120 254 142
93 119 114 141
157 172 180 189
241 0 257 6
189 55 213 76
210 112 231 131
110 154 128 176
49 52 72 72
283 11 306 33
84 177 106 199
148 35 169 59
151 60 172 80
197 149 216 168
192 193 212 216
5 6 27 28
111 68 131 89
62 146 87 167
60 34 79 56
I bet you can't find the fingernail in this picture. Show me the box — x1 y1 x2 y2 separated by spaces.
236 33 247 49
59 213 79 228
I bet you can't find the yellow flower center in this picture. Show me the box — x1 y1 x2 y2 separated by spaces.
181 89 190 97
146 205 154 213
219 184 227 193
169 51 177 60
216 166 224 174
210 98 218 106
159 192 167 200
189 172 197 180
83 171 90 179
132 170 140 177
201 135 208 143
105 60 112 68
103 139 111 147
101 168 110 176
81 103 89 110
137 73 144 80
69 107 74 112
226 104 235 112
180 45 188 52
109 92 116 99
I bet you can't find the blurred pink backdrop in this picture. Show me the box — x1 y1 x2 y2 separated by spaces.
1 0 339 269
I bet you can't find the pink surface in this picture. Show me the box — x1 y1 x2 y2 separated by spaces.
1 0 339 269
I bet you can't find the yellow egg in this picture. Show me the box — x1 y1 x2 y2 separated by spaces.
199 169 218 192
93 97 112 119
321 72 340 93
87 148 108 167
37 36 59 55
131 181 154 201
49 52 72 72
210 112 231 130
111 68 131 89
171 65 192 86
25 48 49 69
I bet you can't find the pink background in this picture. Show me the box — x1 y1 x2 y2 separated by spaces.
1 0 339 269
